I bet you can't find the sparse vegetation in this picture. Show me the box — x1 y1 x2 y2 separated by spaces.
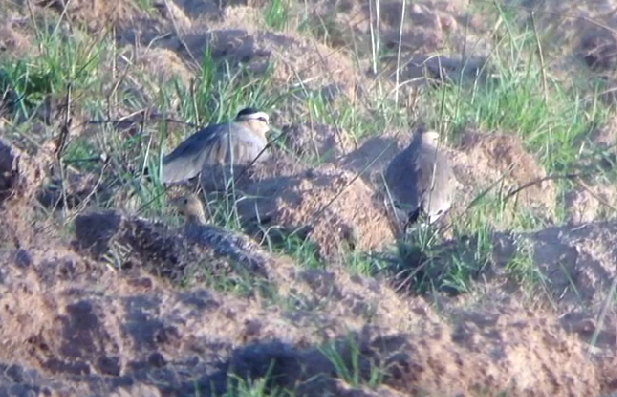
0 0 616 396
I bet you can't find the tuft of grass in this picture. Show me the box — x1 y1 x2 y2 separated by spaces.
298 13 347 49
344 251 381 276
224 373 292 397
0 32 105 121
174 47 279 127
390 224 491 296
184 263 279 301
505 238 543 287
134 0 154 12
317 334 385 389
265 0 291 31
266 229 324 269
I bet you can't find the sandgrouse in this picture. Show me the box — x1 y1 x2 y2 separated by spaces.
169 193 272 277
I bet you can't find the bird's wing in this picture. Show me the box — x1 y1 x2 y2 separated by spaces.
385 131 427 209
418 144 439 190
202 122 268 165
384 153 421 213
162 123 230 184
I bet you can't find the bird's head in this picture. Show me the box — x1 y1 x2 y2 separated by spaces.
235 107 271 139
170 194 207 224
421 131 441 146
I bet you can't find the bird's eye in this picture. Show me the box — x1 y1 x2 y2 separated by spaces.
183 198 188 205
257 116 269 124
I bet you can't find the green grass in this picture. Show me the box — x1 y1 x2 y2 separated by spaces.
0 33 105 122
265 0 291 31
317 333 385 388
224 377 292 397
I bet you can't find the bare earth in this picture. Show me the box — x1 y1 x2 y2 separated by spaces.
2 0 617 396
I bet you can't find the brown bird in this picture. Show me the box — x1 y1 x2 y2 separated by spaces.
384 126 456 227
162 108 271 186
169 193 272 277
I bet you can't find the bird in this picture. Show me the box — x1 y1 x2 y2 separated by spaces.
169 193 272 277
384 126 456 228
161 108 272 186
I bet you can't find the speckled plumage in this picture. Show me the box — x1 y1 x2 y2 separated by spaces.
170 194 272 277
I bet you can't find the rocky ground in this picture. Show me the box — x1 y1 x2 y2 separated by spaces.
2 0 617 396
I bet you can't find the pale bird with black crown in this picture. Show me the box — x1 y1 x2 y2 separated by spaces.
162 108 272 185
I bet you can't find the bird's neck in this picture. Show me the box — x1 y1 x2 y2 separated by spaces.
244 120 269 139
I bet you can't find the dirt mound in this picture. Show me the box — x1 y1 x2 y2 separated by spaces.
0 138 47 248
156 6 367 104
0 245 607 396
314 0 461 53
131 47 194 94
495 221 617 311
419 218 617 316
233 156 396 261
0 15 36 58
282 121 357 162
565 183 617 224
560 117 617 224
453 128 556 224
340 133 405 185
72 205 293 284
0 136 613 396
35 0 169 39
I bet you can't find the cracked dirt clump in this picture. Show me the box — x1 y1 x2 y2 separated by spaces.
73 202 298 287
